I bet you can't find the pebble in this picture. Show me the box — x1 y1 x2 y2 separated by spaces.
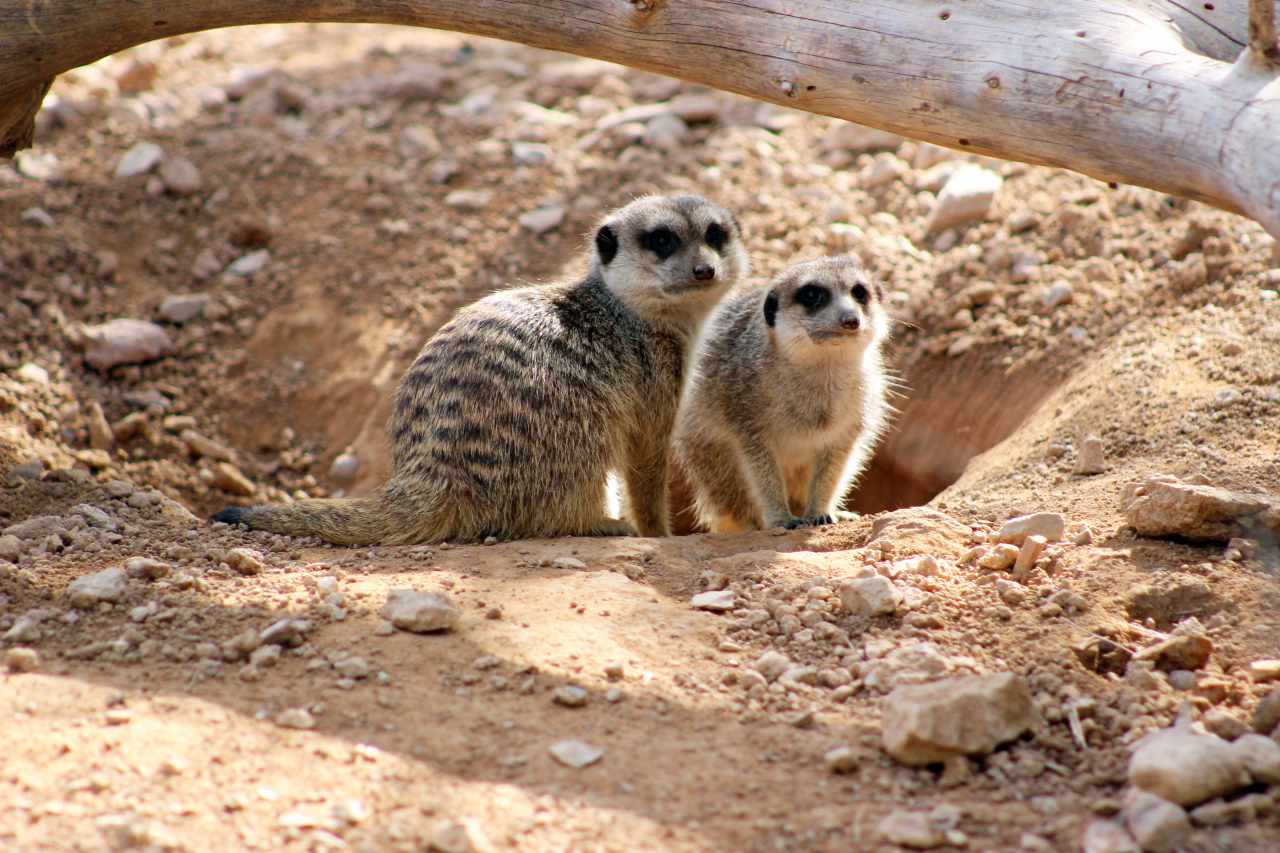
66 568 128 607
1200 709 1249 741
0 534 21 562
328 452 360 483
978 543 1020 571
877 810 945 849
1013 535 1046 578
158 293 211 324
551 556 587 570
381 589 461 633
428 819 490 853
1248 659 1280 683
224 548 264 576
860 153 908 190
1074 435 1107 475
86 402 114 451
1041 280 1074 311
1123 790 1190 853
548 739 603 768
5 647 40 673
691 589 736 612
1129 726 1250 806
753 650 791 682
1132 633 1212 671
124 557 170 580
397 124 442 158
881 672 1035 765
227 250 270 276
213 462 255 496
15 149 62 181
1081 820 1140 853
838 576 902 616
925 165 1002 233
995 579 1026 606
997 512 1066 545
249 645 281 668
4 515 68 541
260 618 309 648
180 430 236 462
517 204 567 234
159 157 202 195
72 504 117 531
444 190 492 211
79 319 174 370
20 207 54 228
823 746 859 773
1233 733 1280 784
552 685 588 707
275 708 315 729
335 656 370 679
820 122 902 154
115 142 165 178
1253 687 1280 734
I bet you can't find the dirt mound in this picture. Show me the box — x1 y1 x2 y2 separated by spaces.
2 23 1279 852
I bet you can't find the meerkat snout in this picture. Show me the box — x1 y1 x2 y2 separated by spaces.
693 262 716 281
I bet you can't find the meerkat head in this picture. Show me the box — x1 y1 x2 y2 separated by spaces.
592 195 749 325
762 255 889 363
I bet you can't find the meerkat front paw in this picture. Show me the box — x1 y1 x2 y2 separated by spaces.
779 515 832 530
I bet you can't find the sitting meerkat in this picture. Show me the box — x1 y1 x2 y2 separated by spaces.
214 194 749 544
675 255 890 532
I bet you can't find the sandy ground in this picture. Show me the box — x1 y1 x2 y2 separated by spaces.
2 23 1279 852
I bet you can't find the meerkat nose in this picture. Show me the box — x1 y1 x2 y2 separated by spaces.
692 264 716 281
839 312 861 331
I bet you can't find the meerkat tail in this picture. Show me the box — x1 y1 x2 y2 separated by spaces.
212 488 451 546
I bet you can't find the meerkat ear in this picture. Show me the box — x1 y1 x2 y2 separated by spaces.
763 291 779 327
595 225 619 265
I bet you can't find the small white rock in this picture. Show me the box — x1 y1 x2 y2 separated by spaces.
518 204 566 235
997 512 1066 545
66 568 128 607
157 293 211 324
877 810 946 849
275 708 316 729
925 165 1002 233
115 142 165 178
328 452 360 483
159 156 202 195
1074 435 1107 475
691 589 736 612
381 589 460 633
548 739 603 768
753 650 791 682
227 250 270 276
5 648 40 673
79 319 174 371
839 575 902 616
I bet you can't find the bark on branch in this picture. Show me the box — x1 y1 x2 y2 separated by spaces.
2 1 1279 236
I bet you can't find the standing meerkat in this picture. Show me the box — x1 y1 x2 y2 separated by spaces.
675 255 890 532
214 195 749 544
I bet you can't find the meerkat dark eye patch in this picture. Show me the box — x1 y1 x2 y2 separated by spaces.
596 225 619 265
851 283 870 305
641 226 681 260
705 222 728 252
794 283 830 312
763 292 779 327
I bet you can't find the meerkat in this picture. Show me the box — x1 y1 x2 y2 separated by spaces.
213 195 749 545
675 255 890 532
